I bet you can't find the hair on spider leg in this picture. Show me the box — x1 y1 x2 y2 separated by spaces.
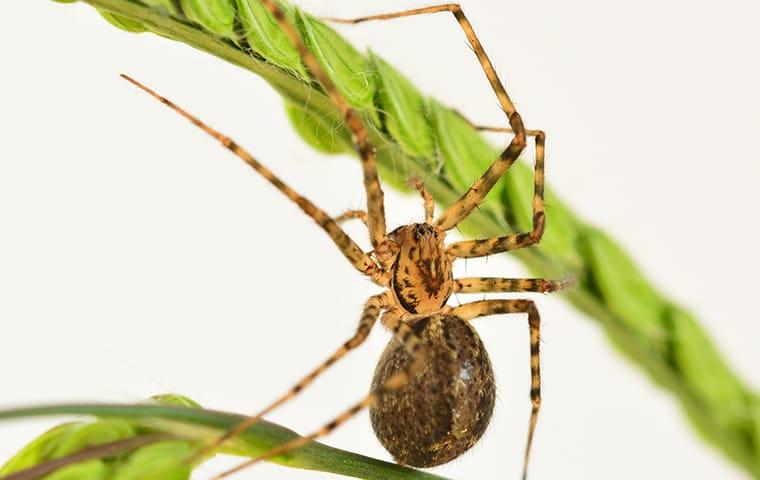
119 2 569 479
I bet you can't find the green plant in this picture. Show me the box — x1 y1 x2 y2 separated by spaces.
0 396 447 480
3 0 759 478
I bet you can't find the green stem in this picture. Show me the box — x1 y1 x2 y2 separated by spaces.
0 404 447 480
38 0 760 478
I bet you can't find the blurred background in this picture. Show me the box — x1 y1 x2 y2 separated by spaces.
1 0 759 478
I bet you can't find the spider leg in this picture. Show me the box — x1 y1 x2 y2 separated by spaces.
454 276 574 294
451 108 543 136
261 0 387 250
322 4 527 231
447 130 545 258
211 318 428 479
409 178 435 223
334 209 368 227
451 299 542 480
192 292 392 462
120 75 386 285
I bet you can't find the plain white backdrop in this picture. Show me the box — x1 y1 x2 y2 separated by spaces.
1 1 759 479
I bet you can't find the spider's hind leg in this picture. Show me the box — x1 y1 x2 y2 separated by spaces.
451 299 543 480
194 291 392 462
212 317 428 479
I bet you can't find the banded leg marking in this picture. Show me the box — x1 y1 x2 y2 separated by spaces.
454 276 574 294
334 209 368 227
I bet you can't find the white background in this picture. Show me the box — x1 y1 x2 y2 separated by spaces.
1 1 759 479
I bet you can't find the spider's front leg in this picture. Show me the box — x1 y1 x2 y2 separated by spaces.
322 4 529 232
120 75 386 284
451 299 543 480
259 0 388 250
447 129 546 258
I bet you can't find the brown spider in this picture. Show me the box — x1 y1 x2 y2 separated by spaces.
122 2 572 478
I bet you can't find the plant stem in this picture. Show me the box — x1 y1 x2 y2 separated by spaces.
0 404 448 480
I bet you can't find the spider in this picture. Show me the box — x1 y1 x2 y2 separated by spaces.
122 2 571 478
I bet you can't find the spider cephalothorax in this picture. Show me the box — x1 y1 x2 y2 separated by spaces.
123 2 573 478
386 223 453 314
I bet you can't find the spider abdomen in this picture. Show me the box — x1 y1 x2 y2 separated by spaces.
370 314 495 467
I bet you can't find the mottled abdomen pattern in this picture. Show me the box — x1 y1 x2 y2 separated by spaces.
370 314 495 467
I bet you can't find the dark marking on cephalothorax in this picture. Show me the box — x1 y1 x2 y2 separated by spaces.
388 224 453 314
370 314 495 467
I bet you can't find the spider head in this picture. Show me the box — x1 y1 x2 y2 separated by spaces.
386 223 453 314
